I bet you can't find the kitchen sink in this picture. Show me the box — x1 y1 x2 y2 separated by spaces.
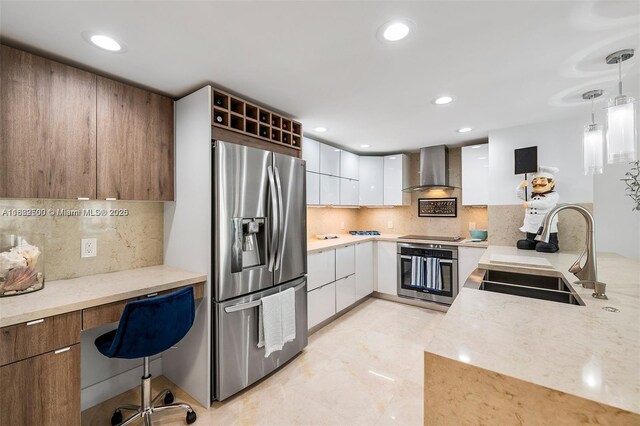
476 270 585 306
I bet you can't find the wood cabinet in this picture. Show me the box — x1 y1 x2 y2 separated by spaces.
383 154 410 206
461 144 489 205
355 242 374 300
359 156 384 206
376 241 398 295
97 77 174 201
0 45 97 199
0 344 81 426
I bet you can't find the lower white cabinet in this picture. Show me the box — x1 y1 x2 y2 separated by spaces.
335 245 355 279
340 178 359 206
458 246 487 284
320 175 340 205
308 282 336 328
376 241 397 295
308 250 336 291
335 274 356 312
306 172 320 205
355 242 373 300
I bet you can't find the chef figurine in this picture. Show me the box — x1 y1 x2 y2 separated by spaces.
516 166 560 253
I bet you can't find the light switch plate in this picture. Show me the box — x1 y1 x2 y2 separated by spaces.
469 222 476 230
81 238 97 258
387 220 393 229
340 221 345 230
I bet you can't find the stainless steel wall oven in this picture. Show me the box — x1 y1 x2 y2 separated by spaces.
397 243 458 305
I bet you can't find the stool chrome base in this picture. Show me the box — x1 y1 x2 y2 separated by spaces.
111 357 197 426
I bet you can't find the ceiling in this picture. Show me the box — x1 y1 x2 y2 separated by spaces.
1 1 639 154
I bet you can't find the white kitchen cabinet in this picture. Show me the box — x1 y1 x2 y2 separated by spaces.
335 245 355 279
335 274 356 312
339 178 359 206
355 242 373 300
376 241 397 295
458 246 487 284
308 282 336 329
302 137 320 173
383 154 410 206
359 156 384 206
320 143 341 177
340 151 359 180
308 250 336 291
307 172 320 205
320 174 340 205
461 144 489 206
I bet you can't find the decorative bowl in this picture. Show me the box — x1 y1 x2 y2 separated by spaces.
469 229 488 241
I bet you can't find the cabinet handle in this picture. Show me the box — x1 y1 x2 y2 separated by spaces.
54 347 71 355
77 197 90 201
105 197 117 201
146 293 158 298
26 319 44 326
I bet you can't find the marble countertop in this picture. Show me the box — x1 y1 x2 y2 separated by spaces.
307 233 489 253
0 265 207 328
425 245 640 414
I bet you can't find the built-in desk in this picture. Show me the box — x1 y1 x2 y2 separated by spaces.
0 265 206 426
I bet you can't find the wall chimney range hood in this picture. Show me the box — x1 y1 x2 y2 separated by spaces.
403 145 455 192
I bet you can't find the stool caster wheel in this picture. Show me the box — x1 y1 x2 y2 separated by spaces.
186 410 197 424
111 409 123 425
164 391 174 405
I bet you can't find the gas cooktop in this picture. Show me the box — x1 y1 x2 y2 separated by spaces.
398 235 462 242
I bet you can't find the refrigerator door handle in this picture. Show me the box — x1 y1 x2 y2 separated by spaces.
267 165 278 272
273 166 285 271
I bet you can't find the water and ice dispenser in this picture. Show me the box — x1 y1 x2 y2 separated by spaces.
231 218 267 272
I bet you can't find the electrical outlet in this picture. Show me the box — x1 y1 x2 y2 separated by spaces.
387 220 393 229
469 222 476 231
81 238 97 258
340 221 345 230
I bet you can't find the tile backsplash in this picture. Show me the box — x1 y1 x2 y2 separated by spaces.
0 199 163 281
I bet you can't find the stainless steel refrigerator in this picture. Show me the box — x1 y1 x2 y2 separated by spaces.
211 141 308 401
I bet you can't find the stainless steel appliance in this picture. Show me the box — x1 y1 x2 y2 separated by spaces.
212 141 308 401
397 243 458 305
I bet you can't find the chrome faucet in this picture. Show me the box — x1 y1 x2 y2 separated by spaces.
535 203 607 299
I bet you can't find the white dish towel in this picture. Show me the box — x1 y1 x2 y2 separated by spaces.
258 288 296 358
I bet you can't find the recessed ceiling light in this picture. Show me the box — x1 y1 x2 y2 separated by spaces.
457 127 473 133
377 19 414 43
433 96 454 105
360 144 370 148
471 145 482 149
333 149 341 152
313 127 327 133
82 31 126 53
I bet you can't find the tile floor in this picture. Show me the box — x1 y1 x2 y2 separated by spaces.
82 297 444 426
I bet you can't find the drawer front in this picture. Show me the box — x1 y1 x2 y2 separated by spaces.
307 250 336 291
0 311 81 366
335 245 355 279
0 344 80 425
336 274 356 312
83 282 206 330
308 283 336 329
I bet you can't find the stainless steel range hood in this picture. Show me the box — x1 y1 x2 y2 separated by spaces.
403 145 455 191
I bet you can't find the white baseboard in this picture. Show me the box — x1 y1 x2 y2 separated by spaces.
81 357 163 411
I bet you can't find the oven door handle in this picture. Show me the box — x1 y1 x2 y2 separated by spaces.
399 255 454 264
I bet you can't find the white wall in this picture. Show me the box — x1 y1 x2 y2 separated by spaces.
488 117 594 205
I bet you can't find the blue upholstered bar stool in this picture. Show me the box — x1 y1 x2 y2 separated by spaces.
95 287 197 425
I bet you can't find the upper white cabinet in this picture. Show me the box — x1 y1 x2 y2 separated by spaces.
383 154 410 206
320 144 341 176
355 242 373 300
359 156 384 206
340 178 359 206
340 151 359 180
307 172 320 205
320 174 340 205
302 137 320 173
461 144 489 205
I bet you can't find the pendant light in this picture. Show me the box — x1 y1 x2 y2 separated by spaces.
582 90 604 175
605 49 637 164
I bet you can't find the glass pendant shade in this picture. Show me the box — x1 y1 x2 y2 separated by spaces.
583 123 604 175
606 95 637 164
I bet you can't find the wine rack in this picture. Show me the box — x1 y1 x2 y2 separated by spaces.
212 88 302 150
